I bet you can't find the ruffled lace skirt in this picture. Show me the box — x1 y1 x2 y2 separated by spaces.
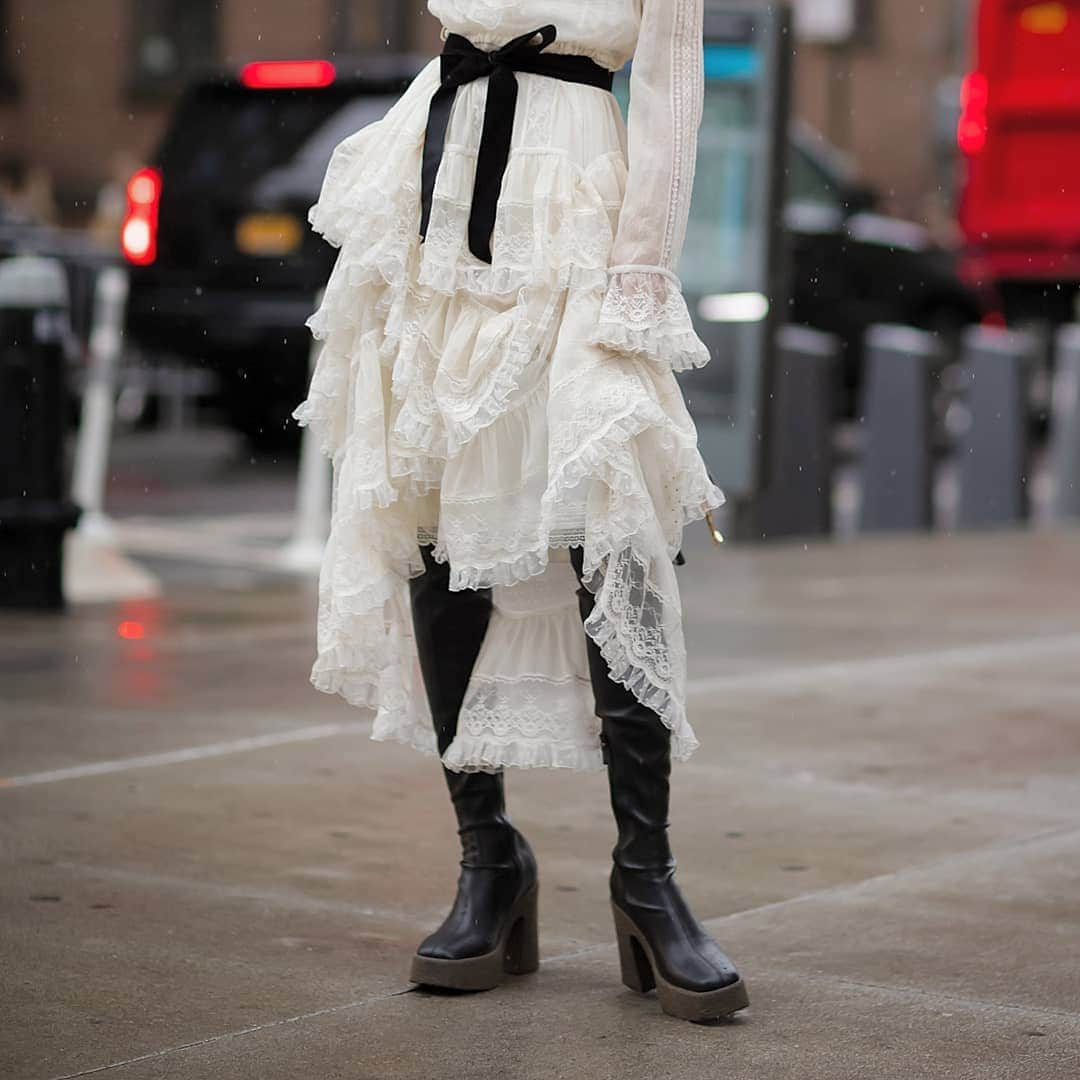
295 58 724 772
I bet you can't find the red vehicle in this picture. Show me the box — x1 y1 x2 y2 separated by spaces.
958 0 1080 323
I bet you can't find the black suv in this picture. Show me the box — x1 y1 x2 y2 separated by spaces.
125 54 424 447
127 62 984 445
785 123 986 412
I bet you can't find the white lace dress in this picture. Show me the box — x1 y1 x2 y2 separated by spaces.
295 0 724 772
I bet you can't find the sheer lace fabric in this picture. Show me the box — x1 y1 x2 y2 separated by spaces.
295 0 721 772
590 267 710 372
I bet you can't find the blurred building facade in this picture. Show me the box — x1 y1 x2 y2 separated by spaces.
792 0 976 231
0 0 971 225
0 0 442 219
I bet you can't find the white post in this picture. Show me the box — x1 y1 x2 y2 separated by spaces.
279 298 331 573
71 267 129 541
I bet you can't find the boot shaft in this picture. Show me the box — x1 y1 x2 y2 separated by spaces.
569 547 676 875
409 545 493 755
444 766 526 870
602 713 677 874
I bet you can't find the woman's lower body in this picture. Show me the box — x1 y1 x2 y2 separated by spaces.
407 544 748 1022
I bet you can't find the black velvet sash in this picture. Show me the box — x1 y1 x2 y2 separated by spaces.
419 25 615 265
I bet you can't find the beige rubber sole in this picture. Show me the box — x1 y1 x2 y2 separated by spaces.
612 901 750 1022
409 882 539 991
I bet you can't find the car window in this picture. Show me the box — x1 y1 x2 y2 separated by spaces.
254 97 395 204
158 86 393 201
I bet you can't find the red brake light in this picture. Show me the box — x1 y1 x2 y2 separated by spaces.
957 72 989 157
121 167 162 267
240 60 336 90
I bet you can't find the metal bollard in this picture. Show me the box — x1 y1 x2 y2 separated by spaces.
858 324 943 533
280 295 331 573
749 325 839 540
956 326 1033 529
1050 324 1080 521
0 256 80 609
71 267 129 541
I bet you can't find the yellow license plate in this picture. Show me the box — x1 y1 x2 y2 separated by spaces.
235 213 302 256
1020 2 1069 34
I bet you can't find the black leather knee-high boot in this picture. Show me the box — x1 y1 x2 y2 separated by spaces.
570 548 748 1021
408 546 539 991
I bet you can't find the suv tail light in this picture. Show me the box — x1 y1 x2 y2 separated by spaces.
121 167 162 266
240 60 336 89
957 72 989 156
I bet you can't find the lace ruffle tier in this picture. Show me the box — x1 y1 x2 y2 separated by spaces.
295 54 722 772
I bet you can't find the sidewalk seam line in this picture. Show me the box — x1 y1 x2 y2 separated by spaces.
0 722 372 789
43 821 1080 1077
8 629 1080 790
799 973 1080 1024
686 631 1080 696
51 861 439 930
543 821 1080 956
47 988 413 1080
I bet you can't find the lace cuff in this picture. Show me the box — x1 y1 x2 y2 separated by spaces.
587 266 710 372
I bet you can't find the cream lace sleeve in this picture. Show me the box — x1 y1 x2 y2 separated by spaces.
588 0 710 372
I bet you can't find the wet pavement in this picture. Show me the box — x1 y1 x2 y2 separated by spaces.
3 525 1080 1078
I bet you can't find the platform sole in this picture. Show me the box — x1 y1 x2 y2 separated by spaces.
409 882 539 991
612 901 750 1022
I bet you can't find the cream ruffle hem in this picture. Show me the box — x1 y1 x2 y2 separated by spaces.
294 56 723 772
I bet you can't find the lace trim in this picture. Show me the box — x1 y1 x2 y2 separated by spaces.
588 268 710 373
603 0 704 278
418 149 623 297
296 262 723 762
293 14 722 770
542 355 724 747
664 0 704 269
443 736 605 773
438 535 553 592
445 674 604 773
308 136 626 302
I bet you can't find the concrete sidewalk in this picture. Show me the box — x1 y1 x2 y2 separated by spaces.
2 527 1080 1079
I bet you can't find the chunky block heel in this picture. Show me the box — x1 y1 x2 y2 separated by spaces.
613 901 749 1022
614 904 655 992
503 882 540 975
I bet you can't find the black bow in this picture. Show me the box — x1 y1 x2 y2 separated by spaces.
419 25 613 265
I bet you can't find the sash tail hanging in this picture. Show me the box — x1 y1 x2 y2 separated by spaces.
419 24 615 265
